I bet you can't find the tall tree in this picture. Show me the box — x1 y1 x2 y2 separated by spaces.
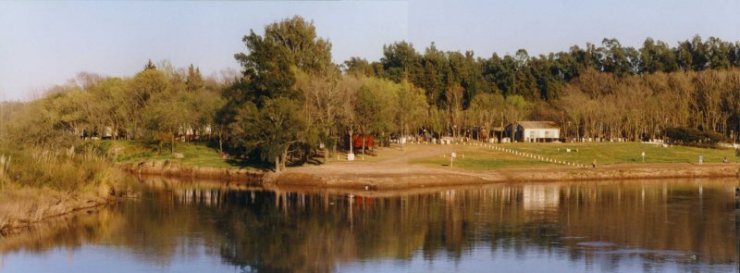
597 38 635 77
343 57 377 77
396 81 429 137
419 43 449 107
293 68 344 161
705 36 731 69
229 98 305 172
381 41 421 83
468 92 505 138
234 15 333 101
227 16 336 169
185 64 205 92
127 66 168 139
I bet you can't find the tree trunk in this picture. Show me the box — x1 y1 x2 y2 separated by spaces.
303 143 310 164
333 138 337 158
324 146 328 163
281 148 288 171
275 155 281 173
323 129 330 164
133 121 138 140
218 132 223 154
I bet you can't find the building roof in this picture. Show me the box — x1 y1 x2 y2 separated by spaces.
516 121 560 129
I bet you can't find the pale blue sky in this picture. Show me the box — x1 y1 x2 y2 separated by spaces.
1 0 739 100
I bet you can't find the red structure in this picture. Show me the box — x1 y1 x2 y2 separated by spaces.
352 134 375 150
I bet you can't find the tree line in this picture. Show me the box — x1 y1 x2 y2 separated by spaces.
2 62 229 153
2 16 739 172
347 35 740 103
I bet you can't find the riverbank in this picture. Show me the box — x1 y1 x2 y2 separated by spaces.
0 184 124 236
5 142 735 235
115 141 739 190
277 162 740 190
0 146 137 237
118 160 265 182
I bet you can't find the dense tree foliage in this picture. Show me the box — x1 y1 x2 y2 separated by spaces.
3 17 739 172
1 63 228 154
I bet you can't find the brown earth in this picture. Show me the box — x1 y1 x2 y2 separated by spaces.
0 186 118 237
118 160 264 182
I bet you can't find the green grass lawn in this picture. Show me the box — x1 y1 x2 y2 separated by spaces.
498 142 737 165
103 140 260 169
411 145 551 170
410 141 737 171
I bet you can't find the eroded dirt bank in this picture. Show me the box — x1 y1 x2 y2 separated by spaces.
118 160 265 182
0 187 120 237
275 163 740 190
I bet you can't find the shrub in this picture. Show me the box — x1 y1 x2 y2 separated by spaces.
0 145 122 191
665 127 722 145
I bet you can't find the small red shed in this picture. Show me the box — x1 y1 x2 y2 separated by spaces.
352 134 375 150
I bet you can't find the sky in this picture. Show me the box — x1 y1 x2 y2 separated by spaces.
1 0 739 101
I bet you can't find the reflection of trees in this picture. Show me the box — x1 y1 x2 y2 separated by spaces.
1 177 736 273
200 179 736 271
213 190 355 273
556 181 737 264
102 188 227 265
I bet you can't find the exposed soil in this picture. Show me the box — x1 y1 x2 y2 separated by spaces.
118 160 264 182
0 190 116 237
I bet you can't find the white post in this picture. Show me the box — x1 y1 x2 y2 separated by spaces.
348 129 355 161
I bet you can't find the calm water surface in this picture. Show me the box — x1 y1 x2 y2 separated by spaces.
1 177 738 273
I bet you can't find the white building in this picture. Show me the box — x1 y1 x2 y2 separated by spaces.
522 184 561 211
505 121 560 142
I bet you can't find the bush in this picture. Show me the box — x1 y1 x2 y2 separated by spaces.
0 145 122 191
665 127 722 145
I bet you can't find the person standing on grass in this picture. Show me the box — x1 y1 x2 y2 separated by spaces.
592 159 597 169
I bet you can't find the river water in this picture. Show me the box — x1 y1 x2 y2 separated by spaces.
1 177 737 273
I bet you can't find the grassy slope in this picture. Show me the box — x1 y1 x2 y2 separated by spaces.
0 145 134 232
105 140 265 170
410 145 550 170
499 142 736 165
410 142 737 171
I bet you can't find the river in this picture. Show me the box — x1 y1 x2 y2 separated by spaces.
1 177 737 273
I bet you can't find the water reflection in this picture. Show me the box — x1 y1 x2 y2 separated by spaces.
1 177 737 273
